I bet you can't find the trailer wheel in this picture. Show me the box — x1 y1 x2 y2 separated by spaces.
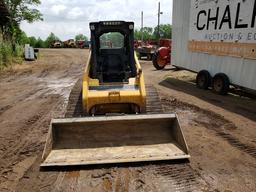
212 73 230 95
152 52 166 70
196 70 212 89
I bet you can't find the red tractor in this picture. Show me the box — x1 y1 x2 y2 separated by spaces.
152 39 171 70
134 40 142 50
136 40 158 60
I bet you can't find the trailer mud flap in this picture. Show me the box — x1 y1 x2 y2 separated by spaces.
41 114 189 167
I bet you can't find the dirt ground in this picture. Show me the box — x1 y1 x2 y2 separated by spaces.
0 49 255 192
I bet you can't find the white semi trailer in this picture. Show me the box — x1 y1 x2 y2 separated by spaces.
172 0 256 94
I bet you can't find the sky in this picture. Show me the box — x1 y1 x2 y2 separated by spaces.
20 0 173 41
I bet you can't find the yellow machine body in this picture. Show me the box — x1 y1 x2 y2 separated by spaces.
82 51 146 114
41 21 190 167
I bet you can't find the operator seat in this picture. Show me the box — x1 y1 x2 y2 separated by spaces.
97 48 130 83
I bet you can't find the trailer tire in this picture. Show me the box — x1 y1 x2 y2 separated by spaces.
152 53 166 70
196 70 212 89
212 73 230 95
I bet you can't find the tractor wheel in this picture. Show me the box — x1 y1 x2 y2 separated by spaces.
152 52 166 70
138 53 142 60
147 54 152 61
212 73 230 95
196 70 212 89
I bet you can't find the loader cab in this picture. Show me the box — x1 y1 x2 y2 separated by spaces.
89 21 137 83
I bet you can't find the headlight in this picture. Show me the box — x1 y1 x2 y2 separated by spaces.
90 25 95 31
129 24 134 30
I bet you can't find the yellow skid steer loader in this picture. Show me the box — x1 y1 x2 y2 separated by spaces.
41 21 189 167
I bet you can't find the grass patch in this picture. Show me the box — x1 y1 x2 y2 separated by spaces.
0 42 23 70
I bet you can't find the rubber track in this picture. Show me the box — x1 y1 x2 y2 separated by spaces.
65 81 164 117
64 79 204 191
145 85 164 114
65 79 83 118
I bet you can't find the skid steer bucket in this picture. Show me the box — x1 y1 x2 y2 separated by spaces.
41 114 189 167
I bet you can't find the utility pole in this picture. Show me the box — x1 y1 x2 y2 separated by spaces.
157 2 163 39
141 11 144 42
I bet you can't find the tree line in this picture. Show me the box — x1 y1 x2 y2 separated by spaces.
17 32 89 48
22 24 172 48
134 24 172 40
0 0 172 69
0 0 43 69
1 0 171 47
1 0 89 47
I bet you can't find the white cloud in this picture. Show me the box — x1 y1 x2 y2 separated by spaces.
67 7 84 19
51 5 67 15
21 0 173 40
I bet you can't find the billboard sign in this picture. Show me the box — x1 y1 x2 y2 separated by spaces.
188 0 256 59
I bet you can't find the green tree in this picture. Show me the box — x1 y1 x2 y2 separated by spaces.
143 27 154 40
16 31 29 45
153 24 172 39
35 37 45 48
15 33 46 48
3 0 43 42
28 36 37 47
75 34 88 41
45 32 60 48
134 29 142 40
4 0 43 24
134 27 154 41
